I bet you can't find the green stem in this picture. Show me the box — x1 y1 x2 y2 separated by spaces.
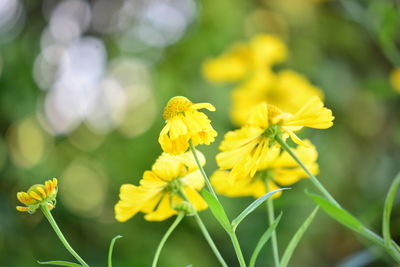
152 214 184 267
229 233 247 267
275 136 389 249
40 205 89 267
187 142 246 266
275 136 340 207
265 183 280 267
188 140 219 199
193 213 229 267
108 235 122 267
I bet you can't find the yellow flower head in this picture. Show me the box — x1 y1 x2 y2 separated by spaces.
212 140 319 199
159 96 217 155
202 34 287 83
16 178 58 214
115 151 208 222
216 97 333 180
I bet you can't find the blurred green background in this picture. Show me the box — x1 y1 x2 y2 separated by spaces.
1 0 400 266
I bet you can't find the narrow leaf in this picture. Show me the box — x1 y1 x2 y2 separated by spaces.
306 191 364 233
383 173 400 246
249 213 282 267
108 235 123 267
201 190 232 233
280 207 319 267
232 188 288 230
37 261 82 267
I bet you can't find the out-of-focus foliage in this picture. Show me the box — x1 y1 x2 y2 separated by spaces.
1 0 400 266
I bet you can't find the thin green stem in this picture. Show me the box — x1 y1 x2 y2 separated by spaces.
187 142 246 266
152 214 184 267
265 183 280 267
40 205 89 267
108 235 122 267
188 140 218 199
178 189 228 267
275 136 340 207
193 213 229 267
229 233 247 267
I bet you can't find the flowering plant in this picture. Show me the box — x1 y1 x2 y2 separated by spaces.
16 35 400 267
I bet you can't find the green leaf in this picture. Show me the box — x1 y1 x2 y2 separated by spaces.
37 261 82 267
201 190 232 233
383 173 400 247
232 188 288 231
280 207 319 267
306 191 365 233
249 213 282 267
108 235 123 267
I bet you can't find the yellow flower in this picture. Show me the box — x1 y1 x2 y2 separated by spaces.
115 151 208 222
230 70 324 126
202 34 287 83
16 178 58 213
159 96 217 155
390 68 400 93
216 97 333 180
212 141 319 199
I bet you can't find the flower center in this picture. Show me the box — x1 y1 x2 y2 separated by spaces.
163 96 193 120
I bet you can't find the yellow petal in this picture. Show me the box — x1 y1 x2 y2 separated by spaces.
16 206 29 212
178 150 205 171
144 194 177 221
182 187 207 211
219 126 263 151
115 184 161 222
191 103 216 112
283 96 334 129
247 102 269 129
182 170 205 190
28 191 43 201
152 154 183 181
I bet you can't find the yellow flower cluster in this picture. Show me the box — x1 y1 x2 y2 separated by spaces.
203 34 323 125
16 178 58 213
115 151 207 222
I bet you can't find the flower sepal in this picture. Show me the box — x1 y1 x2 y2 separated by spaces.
173 201 196 217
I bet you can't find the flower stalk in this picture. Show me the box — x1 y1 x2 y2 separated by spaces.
188 143 246 267
40 205 89 267
189 140 219 199
275 135 340 207
265 182 280 267
152 214 184 267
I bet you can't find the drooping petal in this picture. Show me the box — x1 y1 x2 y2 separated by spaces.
144 193 177 221
182 187 208 211
282 97 334 129
191 103 216 112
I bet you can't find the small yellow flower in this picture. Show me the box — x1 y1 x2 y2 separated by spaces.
159 96 217 155
212 141 319 199
202 34 287 83
390 68 400 93
115 151 208 222
216 97 333 180
16 178 58 213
